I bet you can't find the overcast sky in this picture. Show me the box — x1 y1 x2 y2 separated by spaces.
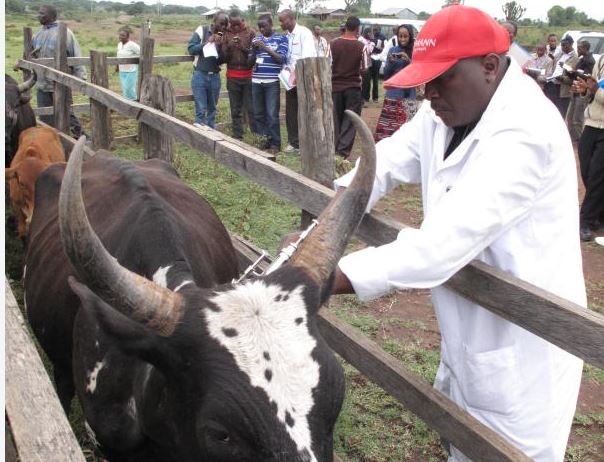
146 0 604 21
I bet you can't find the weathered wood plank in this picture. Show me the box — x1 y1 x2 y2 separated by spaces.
17 58 604 370
29 54 195 67
297 57 335 228
22 27 33 81
53 23 70 134
5 278 87 462
90 51 113 150
316 310 532 462
34 103 89 116
111 134 138 146
140 75 175 162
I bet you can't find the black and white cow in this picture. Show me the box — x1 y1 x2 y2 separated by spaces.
24 111 375 461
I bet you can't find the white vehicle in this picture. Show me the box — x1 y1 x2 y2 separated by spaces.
562 30 604 62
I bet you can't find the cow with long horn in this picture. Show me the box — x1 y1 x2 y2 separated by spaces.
24 111 375 461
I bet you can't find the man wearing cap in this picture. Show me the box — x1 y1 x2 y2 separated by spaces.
333 5 584 461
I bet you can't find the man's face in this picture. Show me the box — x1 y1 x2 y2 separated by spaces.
561 41 573 54
577 43 587 56
279 13 294 32
230 16 243 33
536 45 545 57
37 6 53 25
425 56 497 128
119 31 129 43
214 14 228 32
258 19 272 37
313 25 321 37
548 36 557 49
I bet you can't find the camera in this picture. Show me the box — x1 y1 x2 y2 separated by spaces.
233 36 240 43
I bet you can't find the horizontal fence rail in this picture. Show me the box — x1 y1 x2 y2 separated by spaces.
18 58 604 371
5 278 87 462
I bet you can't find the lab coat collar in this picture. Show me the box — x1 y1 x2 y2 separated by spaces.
433 58 522 172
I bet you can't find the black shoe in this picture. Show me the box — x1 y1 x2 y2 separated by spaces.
580 226 593 242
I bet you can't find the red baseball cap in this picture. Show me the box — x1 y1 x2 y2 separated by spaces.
384 4 510 89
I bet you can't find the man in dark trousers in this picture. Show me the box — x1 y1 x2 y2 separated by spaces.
221 10 256 139
32 5 86 137
575 55 604 242
365 25 385 103
329 16 366 158
566 40 595 143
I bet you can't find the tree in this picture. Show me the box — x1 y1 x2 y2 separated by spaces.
418 11 431 20
502 1 526 22
254 0 280 16
547 5 595 27
345 0 371 15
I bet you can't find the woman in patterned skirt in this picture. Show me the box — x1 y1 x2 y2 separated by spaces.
374 24 419 141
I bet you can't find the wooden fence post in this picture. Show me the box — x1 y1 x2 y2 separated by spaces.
140 75 175 162
22 27 33 81
295 57 335 228
89 51 113 150
54 23 70 135
137 36 155 142
137 22 154 100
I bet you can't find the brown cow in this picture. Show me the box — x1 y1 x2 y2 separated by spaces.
5 126 65 238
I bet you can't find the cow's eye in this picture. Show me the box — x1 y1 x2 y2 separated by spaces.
206 424 231 444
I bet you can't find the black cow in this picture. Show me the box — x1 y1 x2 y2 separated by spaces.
5 73 37 167
24 112 375 462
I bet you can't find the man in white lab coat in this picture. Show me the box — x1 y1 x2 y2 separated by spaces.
333 5 585 461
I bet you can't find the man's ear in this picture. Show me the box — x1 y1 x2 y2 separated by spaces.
67 276 173 367
482 53 502 80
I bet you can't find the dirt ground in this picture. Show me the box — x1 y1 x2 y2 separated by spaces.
350 103 604 459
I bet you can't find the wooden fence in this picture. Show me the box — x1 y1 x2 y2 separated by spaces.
6 23 604 462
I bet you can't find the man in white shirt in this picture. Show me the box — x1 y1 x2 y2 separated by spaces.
333 5 585 461
116 29 141 100
278 9 317 152
312 24 328 57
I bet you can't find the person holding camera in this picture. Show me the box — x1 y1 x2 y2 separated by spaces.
221 10 256 140
573 56 604 242
248 15 288 154
188 12 228 129
524 44 553 90
374 24 418 141
544 35 577 117
566 40 595 143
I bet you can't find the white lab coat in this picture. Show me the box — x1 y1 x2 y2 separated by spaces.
335 60 585 461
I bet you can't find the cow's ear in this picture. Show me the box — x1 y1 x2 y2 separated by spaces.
67 276 169 363
19 94 32 105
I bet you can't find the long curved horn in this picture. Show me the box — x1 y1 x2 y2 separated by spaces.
59 137 183 336
288 110 376 285
17 72 37 93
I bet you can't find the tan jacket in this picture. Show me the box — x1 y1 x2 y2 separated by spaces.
584 55 604 129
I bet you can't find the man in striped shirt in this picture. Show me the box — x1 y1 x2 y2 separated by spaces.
248 15 289 153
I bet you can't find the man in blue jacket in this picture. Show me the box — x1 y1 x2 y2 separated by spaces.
188 12 228 128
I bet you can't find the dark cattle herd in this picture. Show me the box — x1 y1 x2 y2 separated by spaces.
8 85 376 462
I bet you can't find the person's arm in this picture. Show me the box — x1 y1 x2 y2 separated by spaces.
301 28 318 59
187 27 204 56
338 128 549 301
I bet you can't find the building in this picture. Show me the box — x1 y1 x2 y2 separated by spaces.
379 8 418 20
308 7 347 21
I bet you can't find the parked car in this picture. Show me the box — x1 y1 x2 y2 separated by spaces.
562 30 604 62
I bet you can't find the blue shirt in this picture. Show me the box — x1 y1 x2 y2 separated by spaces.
384 46 415 100
249 33 288 82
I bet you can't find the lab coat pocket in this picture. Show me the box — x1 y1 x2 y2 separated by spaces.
461 343 520 415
